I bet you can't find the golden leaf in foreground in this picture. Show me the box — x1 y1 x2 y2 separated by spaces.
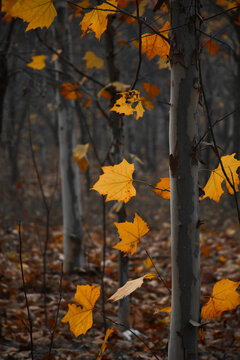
201 279 240 320
97 328 114 360
113 213 149 255
62 285 100 337
80 0 117 40
84 51 104 70
92 159 136 203
108 273 155 302
141 21 170 60
58 82 84 100
110 90 145 120
201 154 240 202
73 144 89 171
27 55 46 70
153 177 170 200
2 0 57 31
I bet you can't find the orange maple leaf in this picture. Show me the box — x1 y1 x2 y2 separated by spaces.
92 159 136 203
113 213 149 255
201 154 240 202
201 279 240 320
108 273 155 302
62 284 100 337
58 82 84 100
153 177 170 199
142 82 160 100
1 0 57 31
73 144 89 171
141 21 170 60
80 0 117 40
203 40 220 56
27 55 46 70
110 90 145 120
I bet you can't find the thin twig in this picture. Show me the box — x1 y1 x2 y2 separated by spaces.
19 222 34 360
131 0 143 90
101 198 107 333
103 315 161 360
48 263 63 360
143 247 171 295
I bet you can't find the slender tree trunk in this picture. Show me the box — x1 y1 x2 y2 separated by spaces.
105 20 130 329
168 1 200 359
54 7 84 273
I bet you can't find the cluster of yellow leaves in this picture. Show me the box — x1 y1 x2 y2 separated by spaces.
201 154 240 202
62 285 100 337
92 159 136 203
80 0 117 40
113 213 149 255
84 51 104 70
73 144 89 171
201 279 240 320
141 21 170 60
27 55 46 70
58 82 84 100
108 273 155 302
110 90 145 120
1 0 57 31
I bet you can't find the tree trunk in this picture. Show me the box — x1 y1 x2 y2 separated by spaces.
105 20 130 329
54 7 84 273
168 1 200 359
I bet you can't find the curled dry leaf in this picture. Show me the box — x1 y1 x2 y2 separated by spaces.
73 144 89 171
108 273 155 302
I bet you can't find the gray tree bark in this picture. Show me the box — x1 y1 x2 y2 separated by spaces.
54 6 84 273
168 1 201 359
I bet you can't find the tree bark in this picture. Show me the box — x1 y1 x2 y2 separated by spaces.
168 1 200 359
54 7 84 273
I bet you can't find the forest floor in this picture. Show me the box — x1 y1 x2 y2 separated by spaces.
0 149 240 360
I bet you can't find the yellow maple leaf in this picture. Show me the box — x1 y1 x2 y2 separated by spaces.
80 0 117 40
108 273 155 302
201 154 240 202
84 51 104 70
62 284 100 337
58 82 84 100
2 0 57 31
92 159 136 203
153 177 170 200
110 90 145 120
113 213 149 255
201 279 240 320
27 55 46 70
141 21 170 60
73 144 89 171
97 328 114 360
142 82 159 100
